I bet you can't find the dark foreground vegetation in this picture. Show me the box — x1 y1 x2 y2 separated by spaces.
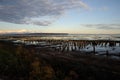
0 40 120 80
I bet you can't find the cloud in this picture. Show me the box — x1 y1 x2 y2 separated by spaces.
32 21 52 26
0 0 88 26
0 29 27 34
81 24 120 29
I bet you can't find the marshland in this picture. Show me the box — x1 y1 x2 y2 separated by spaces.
0 33 120 80
1 0 120 80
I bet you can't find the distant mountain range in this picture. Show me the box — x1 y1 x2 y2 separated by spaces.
0 32 68 36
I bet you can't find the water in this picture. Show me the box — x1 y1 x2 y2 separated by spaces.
67 34 120 40
10 34 120 59
29 34 120 40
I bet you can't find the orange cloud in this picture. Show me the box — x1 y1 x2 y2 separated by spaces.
0 29 27 34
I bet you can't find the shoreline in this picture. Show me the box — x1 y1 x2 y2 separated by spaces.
0 40 120 80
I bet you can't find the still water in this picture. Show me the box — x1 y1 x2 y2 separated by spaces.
30 34 120 40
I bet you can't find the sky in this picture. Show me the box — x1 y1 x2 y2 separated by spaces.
0 0 120 34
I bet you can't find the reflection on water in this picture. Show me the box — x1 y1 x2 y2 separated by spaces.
29 34 120 40
1 34 120 59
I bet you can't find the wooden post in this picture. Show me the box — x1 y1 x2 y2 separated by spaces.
106 50 109 56
93 45 95 54
92 41 96 54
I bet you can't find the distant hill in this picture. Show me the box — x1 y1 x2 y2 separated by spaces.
0 33 69 36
